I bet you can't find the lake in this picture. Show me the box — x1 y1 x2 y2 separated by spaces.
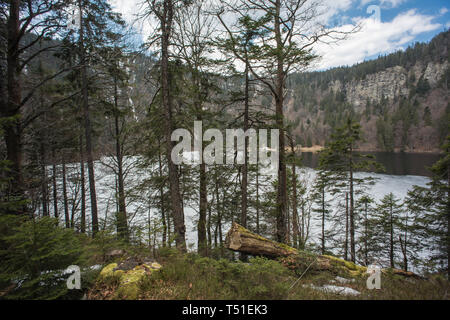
300 151 443 177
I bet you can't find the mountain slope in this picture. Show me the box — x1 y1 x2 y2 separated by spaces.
287 30 450 153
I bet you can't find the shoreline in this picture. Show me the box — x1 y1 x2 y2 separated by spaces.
296 145 443 155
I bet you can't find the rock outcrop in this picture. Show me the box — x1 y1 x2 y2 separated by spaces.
95 257 162 300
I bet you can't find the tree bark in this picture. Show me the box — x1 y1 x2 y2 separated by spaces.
4 0 25 212
345 192 349 261
62 155 70 229
226 222 297 258
79 131 86 233
157 139 167 247
274 0 287 244
290 138 299 249
40 140 49 217
198 161 208 256
390 203 395 269
160 0 186 252
79 0 99 236
349 145 355 263
52 149 58 219
226 222 422 278
114 77 128 241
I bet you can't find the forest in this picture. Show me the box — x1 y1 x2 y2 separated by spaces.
0 0 449 300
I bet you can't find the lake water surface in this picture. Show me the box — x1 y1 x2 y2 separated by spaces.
301 151 442 177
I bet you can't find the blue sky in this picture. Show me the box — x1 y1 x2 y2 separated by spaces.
326 0 449 63
110 0 450 70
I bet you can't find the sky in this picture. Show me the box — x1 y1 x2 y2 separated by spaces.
109 0 450 71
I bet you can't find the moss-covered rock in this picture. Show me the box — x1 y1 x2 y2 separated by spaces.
97 262 161 299
99 263 119 278
321 255 367 276
114 266 148 299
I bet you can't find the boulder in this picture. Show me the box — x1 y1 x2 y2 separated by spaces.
98 259 162 300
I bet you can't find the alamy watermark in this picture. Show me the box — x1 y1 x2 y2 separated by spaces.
366 264 382 290
171 121 279 173
66 265 81 290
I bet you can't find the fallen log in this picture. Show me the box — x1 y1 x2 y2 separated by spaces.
225 222 423 279
225 222 299 257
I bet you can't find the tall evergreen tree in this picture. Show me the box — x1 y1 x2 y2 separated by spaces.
319 118 383 262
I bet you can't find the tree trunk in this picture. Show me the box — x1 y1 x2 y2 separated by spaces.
79 0 99 236
79 131 86 233
274 0 287 244
349 147 356 263
291 148 299 249
4 0 25 212
114 78 128 242
364 202 369 266
52 149 58 219
321 187 325 255
390 204 395 268
62 156 70 229
40 140 49 217
240 62 250 261
226 222 297 258
157 140 167 247
160 0 186 252
198 161 208 256
256 162 260 235
226 222 422 278
345 192 349 261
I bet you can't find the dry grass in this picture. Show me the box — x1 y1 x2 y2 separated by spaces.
88 252 449 300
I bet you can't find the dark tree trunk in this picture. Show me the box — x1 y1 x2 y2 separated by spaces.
52 149 58 219
157 140 167 247
79 0 99 236
40 140 49 217
226 223 422 279
62 156 70 229
79 131 86 233
4 0 25 212
256 162 260 235
345 192 349 261
160 0 186 252
290 139 299 249
321 187 326 255
198 162 208 256
239 63 250 261
207 200 212 250
114 78 128 242
274 0 287 244
390 204 395 268
349 147 356 263
364 202 369 266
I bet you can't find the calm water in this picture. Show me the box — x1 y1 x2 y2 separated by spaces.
301 151 442 177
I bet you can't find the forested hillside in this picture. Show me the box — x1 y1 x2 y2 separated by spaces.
286 30 450 153
0 0 449 301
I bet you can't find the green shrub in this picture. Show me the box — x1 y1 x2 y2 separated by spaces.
0 215 85 300
139 254 294 300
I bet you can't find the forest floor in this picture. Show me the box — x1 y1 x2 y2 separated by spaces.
86 249 450 300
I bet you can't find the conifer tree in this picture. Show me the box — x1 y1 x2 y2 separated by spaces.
375 193 403 268
319 118 383 262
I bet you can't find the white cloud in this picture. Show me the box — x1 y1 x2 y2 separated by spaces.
360 0 408 9
108 1 442 72
313 9 442 70
440 7 449 15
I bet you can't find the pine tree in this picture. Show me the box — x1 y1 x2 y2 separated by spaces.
217 0 354 244
406 135 450 276
374 193 403 269
311 169 333 255
355 195 378 266
319 118 383 262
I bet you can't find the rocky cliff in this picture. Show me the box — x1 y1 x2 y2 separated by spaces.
287 30 449 153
